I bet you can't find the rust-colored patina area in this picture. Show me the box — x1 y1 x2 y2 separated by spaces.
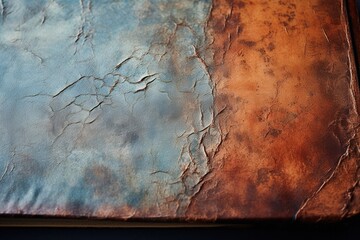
0 0 359 222
187 0 360 220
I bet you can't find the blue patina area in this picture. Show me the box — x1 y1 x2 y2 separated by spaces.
0 0 220 217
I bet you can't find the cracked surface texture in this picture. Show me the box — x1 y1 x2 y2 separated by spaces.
0 0 359 221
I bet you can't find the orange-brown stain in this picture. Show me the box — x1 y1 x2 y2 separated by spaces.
186 0 360 220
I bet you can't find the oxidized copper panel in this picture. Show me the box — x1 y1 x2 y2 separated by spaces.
0 0 359 222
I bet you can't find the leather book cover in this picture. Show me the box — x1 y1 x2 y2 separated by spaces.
0 0 359 224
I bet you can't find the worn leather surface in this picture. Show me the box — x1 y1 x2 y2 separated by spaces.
0 0 359 221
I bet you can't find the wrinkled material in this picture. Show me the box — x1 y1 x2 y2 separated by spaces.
0 0 359 221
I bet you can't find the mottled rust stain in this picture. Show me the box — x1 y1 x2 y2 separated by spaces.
186 0 360 220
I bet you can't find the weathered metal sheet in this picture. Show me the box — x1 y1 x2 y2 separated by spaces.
0 0 359 222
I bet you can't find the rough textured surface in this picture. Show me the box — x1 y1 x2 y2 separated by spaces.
0 0 359 222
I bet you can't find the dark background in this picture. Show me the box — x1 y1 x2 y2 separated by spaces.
0 1 360 239
0 219 360 240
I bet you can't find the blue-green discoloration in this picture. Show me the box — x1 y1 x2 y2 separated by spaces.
0 0 220 218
